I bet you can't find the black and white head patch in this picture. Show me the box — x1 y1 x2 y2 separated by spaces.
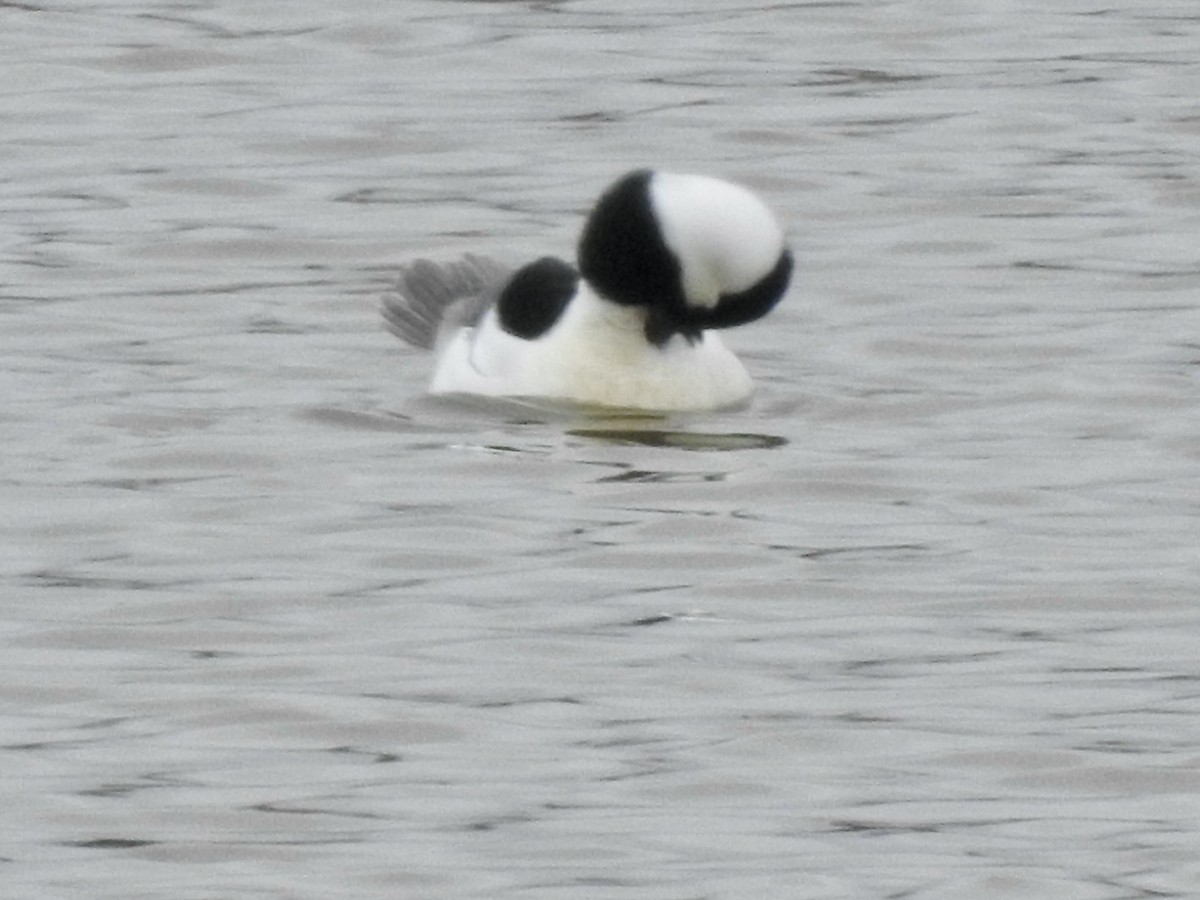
577 169 686 315
686 249 793 331
577 169 792 348
496 256 579 340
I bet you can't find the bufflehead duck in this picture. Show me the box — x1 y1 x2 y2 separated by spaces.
382 169 792 411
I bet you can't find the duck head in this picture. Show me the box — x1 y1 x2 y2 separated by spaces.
577 169 793 346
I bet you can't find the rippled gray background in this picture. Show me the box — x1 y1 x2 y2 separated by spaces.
4 2 1200 898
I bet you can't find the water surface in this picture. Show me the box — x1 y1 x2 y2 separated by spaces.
3 2 1199 898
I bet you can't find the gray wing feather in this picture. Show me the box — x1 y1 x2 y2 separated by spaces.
382 253 512 350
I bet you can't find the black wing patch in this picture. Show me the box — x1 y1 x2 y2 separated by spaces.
496 256 579 340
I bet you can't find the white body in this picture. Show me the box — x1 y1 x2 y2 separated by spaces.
430 285 753 411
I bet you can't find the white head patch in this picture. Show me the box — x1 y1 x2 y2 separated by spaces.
649 173 786 310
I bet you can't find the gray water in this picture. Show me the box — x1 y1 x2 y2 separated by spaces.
3 2 1200 898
